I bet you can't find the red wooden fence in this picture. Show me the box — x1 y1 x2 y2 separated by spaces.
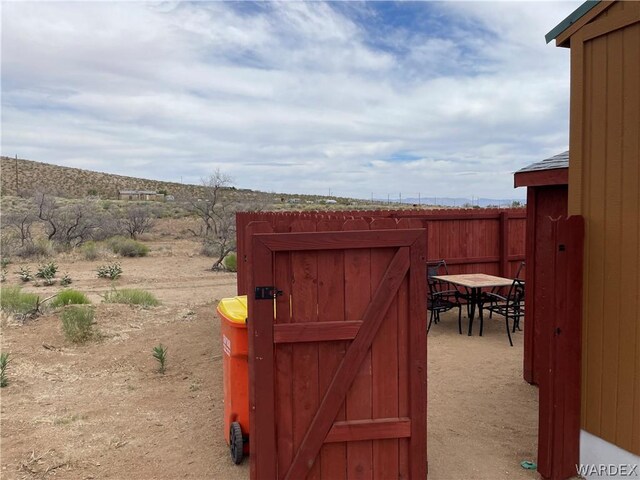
247 218 427 479
536 216 583 480
237 208 526 295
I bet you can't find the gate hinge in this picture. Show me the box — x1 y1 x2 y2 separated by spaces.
255 286 283 300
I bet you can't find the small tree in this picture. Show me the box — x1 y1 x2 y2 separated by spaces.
34 193 104 247
117 205 156 239
188 170 238 270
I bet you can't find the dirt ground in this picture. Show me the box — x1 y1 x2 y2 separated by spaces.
1 235 539 480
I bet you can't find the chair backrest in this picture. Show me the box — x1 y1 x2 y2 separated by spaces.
426 260 449 279
426 260 450 297
514 261 525 280
506 278 525 306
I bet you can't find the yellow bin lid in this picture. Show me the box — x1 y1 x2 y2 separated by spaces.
217 295 248 324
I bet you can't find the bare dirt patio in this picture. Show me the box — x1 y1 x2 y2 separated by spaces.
1 236 538 479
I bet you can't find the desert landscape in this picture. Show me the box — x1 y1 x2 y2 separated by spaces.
1 217 539 480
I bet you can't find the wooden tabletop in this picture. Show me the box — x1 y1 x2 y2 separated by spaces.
432 273 514 289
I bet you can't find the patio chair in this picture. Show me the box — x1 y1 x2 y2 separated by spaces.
483 278 525 346
427 259 472 317
427 263 462 334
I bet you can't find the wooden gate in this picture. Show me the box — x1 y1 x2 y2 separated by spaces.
536 216 584 480
247 219 427 480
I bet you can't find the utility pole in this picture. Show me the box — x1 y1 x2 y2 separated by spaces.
15 154 18 195
418 192 421 205
399 192 402 204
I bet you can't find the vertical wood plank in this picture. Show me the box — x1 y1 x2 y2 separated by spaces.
317 219 347 480
524 188 537 384
369 218 399 479
274 232 294 480
600 27 624 442
585 34 607 437
343 218 373 480
396 219 421 479
290 219 321 480
536 217 557 479
409 230 428 479
248 224 276 480
617 20 640 453
499 211 509 277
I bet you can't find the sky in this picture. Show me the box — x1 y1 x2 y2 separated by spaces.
1 1 582 201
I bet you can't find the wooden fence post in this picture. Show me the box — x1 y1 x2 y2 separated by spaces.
499 211 510 277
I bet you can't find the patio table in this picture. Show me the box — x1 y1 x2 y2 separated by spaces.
432 273 514 336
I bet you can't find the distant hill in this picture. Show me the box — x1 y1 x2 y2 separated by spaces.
0 156 367 208
0 156 227 200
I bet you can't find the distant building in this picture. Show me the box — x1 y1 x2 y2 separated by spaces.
119 190 164 201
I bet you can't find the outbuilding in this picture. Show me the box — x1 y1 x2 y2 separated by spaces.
543 0 640 476
514 151 568 386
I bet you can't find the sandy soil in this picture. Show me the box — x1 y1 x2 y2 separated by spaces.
1 236 539 480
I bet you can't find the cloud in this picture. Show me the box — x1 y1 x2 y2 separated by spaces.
1 1 582 200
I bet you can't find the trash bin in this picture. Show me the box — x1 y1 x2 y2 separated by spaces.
216 295 249 465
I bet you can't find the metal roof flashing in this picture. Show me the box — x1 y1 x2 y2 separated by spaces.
545 0 601 44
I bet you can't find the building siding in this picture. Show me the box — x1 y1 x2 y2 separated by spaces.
567 0 640 455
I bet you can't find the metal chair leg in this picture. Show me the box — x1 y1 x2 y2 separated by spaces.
506 315 513 346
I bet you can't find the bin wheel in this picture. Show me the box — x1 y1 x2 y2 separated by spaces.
230 422 244 465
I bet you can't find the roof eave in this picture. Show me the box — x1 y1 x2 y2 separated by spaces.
514 167 569 188
545 0 601 45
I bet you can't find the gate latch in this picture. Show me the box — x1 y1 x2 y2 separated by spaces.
255 286 283 300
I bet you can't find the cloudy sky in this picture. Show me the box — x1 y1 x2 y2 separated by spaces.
2 1 580 200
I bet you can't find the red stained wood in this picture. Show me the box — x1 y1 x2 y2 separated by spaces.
290 219 321 480
316 219 347 480
536 216 583 480
273 321 363 343
342 218 374 480
514 168 569 188
325 418 411 443
248 218 428 480
370 218 400 479
236 209 526 294
284 247 410 480
247 222 275 480
409 231 428 479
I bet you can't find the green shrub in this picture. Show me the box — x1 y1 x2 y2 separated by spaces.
51 289 90 308
97 263 122 280
16 266 33 282
107 237 149 257
152 344 168 374
223 253 237 272
61 306 95 343
0 286 39 314
81 241 100 260
103 288 160 308
60 273 72 286
0 353 9 387
36 262 57 279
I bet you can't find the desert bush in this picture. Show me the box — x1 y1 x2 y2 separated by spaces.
36 262 57 285
51 289 90 308
35 193 105 247
0 267 6 283
16 237 55 258
0 286 39 314
0 353 9 387
103 288 160 308
60 273 72 286
60 306 95 343
223 253 237 272
36 261 57 279
80 241 100 260
16 266 33 282
116 205 156 239
96 263 122 280
152 344 167 374
107 237 149 257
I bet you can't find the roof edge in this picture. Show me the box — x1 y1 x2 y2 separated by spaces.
545 0 601 44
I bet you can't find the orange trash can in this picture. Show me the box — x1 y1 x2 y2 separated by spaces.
216 295 249 465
